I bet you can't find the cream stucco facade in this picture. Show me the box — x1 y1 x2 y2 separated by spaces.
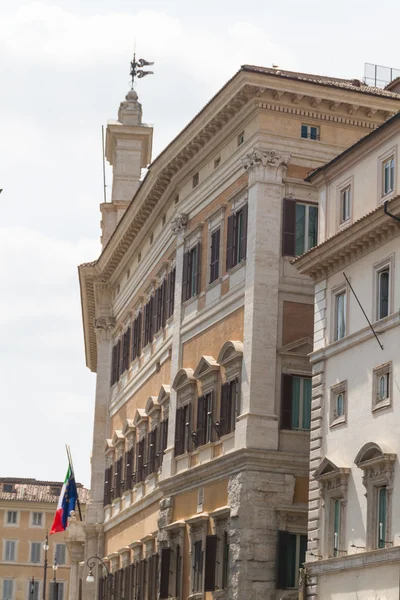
77 66 400 600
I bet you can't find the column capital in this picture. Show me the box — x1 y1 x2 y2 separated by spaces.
94 316 115 342
242 147 290 185
171 213 188 239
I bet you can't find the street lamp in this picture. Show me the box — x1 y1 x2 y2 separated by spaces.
86 556 114 593
43 533 49 600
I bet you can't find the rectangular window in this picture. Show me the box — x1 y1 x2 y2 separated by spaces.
29 581 40 600
378 487 387 548
209 228 220 284
193 540 203 593
281 374 311 431
50 582 64 600
3 580 14 600
143 296 154 346
182 243 201 301
220 379 239 436
383 156 394 196
3 484 14 493
32 511 43 526
166 268 176 319
136 438 146 483
196 393 214 446
55 543 66 565
301 124 320 140
334 291 346 340
373 362 392 411
340 186 351 223
277 531 307 589
282 199 318 257
377 267 389 320
174 404 191 456
4 540 16 561
330 381 347 426
333 499 341 557
6 511 17 525
30 542 41 563
226 204 248 270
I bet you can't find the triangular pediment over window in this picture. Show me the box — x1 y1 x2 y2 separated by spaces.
122 419 135 437
145 396 161 416
157 384 170 406
314 457 350 480
133 408 148 427
193 356 220 379
111 429 124 447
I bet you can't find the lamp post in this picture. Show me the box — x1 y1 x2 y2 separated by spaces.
43 533 49 600
86 556 114 597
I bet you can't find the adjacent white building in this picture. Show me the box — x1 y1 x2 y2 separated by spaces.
295 112 400 599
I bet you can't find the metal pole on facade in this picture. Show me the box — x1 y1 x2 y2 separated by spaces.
43 532 49 600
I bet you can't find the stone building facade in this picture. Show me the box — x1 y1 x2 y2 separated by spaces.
295 112 400 599
77 66 400 599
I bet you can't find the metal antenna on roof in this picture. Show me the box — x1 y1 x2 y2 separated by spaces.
130 51 154 89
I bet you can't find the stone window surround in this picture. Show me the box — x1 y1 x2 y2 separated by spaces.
372 253 395 323
372 361 392 412
186 513 209 599
314 459 350 559
217 341 243 388
129 540 143 564
158 384 171 421
133 408 149 442
145 396 161 430
122 419 136 452
112 429 125 460
329 380 347 428
30 511 44 528
205 205 226 287
3 539 17 562
184 222 204 252
228 188 247 216
336 175 354 231
104 439 115 469
173 368 197 410
355 443 396 550
378 144 397 201
330 280 349 344
164 520 186 599
209 506 230 596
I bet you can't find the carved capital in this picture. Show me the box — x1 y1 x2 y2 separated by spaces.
94 316 115 342
171 213 188 235
242 148 290 185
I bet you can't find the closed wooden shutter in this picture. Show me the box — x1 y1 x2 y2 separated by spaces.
210 228 220 283
182 251 189 302
197 395 206 446
226 214 235 270
185 403 192 453
204 535 218 592
282 198 296 256
219 383 229 436
154 287 160 333
194 242 201 295
160 279 167 328
147 429 155 474
277 530 289 589
149 296 154 343
281 374 293 430
110 345 116 385
125 327 131 368
240 203 248 260
159 547 171 599
137 311 142 356
124 448 132 491
174 408 184 456
169 268 176 316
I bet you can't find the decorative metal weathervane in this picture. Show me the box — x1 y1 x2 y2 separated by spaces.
130 53 154 88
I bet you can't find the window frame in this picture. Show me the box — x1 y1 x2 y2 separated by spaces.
2 579 15 600
330 380 347 427
4 539 17 562
31 511 44 528
5 510 18 526
373 255 394 323
331 281 348 342
295 202 319 256
340 186 351 224
28 580 40 600
280 373 312 432
277 531 307 590
301 123 320 141
382 155 395 197
372 361 392 412
226 202 248 271
30 541 42 564
55 543 66 565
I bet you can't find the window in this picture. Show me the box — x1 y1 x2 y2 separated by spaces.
332 498 341 557
166 268 176 319
29 581 40 600
226 204 248 270
280 374 311 431
301 124 320 140
196 392 214 447
124 446 134 492
277 531 307 589
237 131 244 146
174 403 191 456
192 172 199 188
131 310 142 362
103 464 113 506
55 543 66 565
32 512 43 527
220 379 239 436
143 296 154 346
382 156 394 196
136 438 146 483
330 381 347 426
162 214 166 226
372 362 392 411
3 484 14 493
334 290 346 341
193 540 203 593
154 280 167 334
2 580 14 600
182 243 200 301
159 547 171 599
6 511 17 525
30 542 41 563
4 540 16 561
377 267 389 320
209 228 220 284
50 582 64 600
282 199 318 257
335 393 344 418
340 186 351 223
377 486 387 548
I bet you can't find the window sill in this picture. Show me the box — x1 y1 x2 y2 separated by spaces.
182 293 199 308
206 276 222 292
227 259 246 275
280 428 310 434
337 219 352 233
330 415 346 428
372 398 391 413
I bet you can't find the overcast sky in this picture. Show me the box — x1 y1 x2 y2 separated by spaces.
1 0 399 488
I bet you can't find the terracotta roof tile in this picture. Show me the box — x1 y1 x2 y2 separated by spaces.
0 478 89 504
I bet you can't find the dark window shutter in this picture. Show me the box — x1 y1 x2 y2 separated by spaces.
277 530 289 589
103 468 108 506
137 311 142 356
166 271 172 319
154 288 160 333
204 535 218 592
210 228 220 283
118 338 124 377
299 534 307 570
282 198 296 257
170 268 176 316
220 383 229 436
126 327 131 368
195 242 201 295
196 395 206 446
159 547 171 599
182 251 189 302
174 408 184 456
185 403 192 453
281 374 293 430
226 215 235 270
124 449 132 491
161 279 167 328
240 203 248 260
149 296 154 342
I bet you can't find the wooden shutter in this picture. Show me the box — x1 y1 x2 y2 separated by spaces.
118 338 124 377
126 327 131 368
124 448 132 491
226 214 235 270
282 198 296 257
204 535 218 592
195 242 201 295
174 408 184 456
137 311 142 356
165 271 172 319
196 395 206 446
219 383 229 436
185 403 192 453
277 530 290 589
154 287 160 333
182 251 189 302
160 279 167 328
149 296 154 343
159 547 171 599
111 345 116 385
169 268 176 317
148 429 156 474
240 203 248 260
281 374 293 430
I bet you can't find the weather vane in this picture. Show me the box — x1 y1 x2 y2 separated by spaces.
130 53 154 88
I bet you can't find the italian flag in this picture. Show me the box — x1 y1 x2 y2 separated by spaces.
50 466 77 535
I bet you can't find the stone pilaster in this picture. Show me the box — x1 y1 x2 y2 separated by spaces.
65 514 85 600
162 214 187 479
228 469 295 600
235 148 290 451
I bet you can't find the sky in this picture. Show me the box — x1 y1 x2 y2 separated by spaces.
1 0 400 488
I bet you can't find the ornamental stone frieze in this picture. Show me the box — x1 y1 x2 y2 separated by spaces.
171 213 188 235
242 148 290 185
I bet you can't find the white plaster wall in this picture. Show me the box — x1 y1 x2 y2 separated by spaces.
319 562 400 600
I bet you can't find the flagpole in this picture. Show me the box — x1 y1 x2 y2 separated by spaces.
65 445 83 521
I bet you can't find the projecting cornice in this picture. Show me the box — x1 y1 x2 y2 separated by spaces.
293 196 400 281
